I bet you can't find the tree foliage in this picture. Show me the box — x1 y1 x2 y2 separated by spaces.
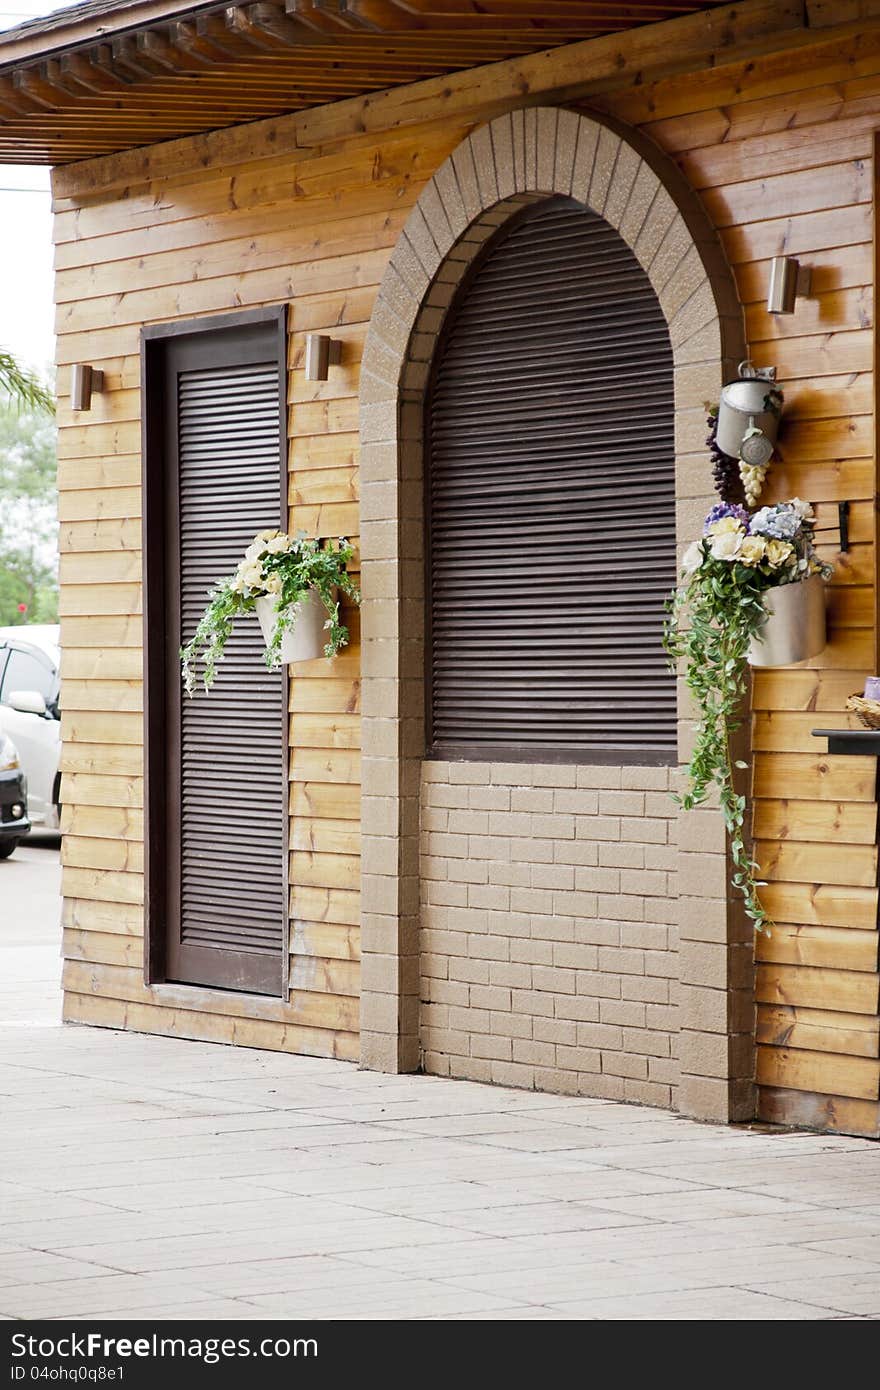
0 366 58 626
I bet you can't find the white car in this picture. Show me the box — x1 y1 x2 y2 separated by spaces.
0 625 61 830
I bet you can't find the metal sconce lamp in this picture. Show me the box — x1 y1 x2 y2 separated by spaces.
70 363 104 411
304 333 341 382
767 256 812 315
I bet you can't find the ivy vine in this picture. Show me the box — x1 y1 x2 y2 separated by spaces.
664 559 773 933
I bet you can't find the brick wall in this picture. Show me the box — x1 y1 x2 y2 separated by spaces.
420 760 681 1104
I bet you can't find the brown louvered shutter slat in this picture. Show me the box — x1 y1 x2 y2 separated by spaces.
427 197 676 765
159 314 287 996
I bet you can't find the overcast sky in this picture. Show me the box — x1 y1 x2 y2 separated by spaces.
0 1 71 379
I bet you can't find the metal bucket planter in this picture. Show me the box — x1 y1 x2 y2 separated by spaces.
255 588 330 664
748 574 826 668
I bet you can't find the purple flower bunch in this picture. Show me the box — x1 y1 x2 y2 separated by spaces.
703 503 749 535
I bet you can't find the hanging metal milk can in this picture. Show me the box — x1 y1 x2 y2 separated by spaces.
716 361 782 467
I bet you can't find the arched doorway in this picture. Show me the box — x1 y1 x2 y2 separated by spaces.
358 107 753 1124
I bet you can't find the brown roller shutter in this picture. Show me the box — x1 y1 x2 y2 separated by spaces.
427 196 676 765
143 309 287 996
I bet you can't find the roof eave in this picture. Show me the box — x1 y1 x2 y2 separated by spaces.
0 0 219 66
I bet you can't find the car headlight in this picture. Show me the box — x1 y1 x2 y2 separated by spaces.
0 734 20 772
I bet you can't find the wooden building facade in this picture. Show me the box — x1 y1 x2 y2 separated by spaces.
1 0 878 1137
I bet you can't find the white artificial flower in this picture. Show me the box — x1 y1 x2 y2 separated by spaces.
709 529 743 562
790 497 815 521
264 533 292 554
681 540 704 575
264 572 282 595
765 539 794 569
244 528 287 562
238 559 265 590
738 535 766 567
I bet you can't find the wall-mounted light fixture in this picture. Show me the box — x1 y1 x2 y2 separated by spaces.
767 256 812 315
304 333 341 382
70 363 105 411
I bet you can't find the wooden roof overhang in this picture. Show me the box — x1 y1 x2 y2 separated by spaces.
0 0 733 164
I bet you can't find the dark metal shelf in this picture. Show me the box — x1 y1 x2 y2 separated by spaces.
812 728 880 756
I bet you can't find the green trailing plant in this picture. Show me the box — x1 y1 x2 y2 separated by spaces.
181 530 359 695
664 500 831 933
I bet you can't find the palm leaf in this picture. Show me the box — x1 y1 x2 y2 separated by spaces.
0 350 54 414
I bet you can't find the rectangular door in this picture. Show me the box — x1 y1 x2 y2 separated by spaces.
143 309 288 996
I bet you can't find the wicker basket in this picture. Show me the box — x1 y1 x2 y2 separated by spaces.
846 694 880 730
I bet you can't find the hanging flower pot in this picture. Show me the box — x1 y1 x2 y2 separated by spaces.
748 573 826 668
254 587 335 665
180 531 359 695
666 498 832 933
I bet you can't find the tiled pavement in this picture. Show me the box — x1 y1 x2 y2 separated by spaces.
2 848 880 1320
2 1028 880 1320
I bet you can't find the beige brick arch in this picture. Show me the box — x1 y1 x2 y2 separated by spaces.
358 106 753 1123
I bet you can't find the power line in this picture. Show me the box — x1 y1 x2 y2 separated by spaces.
0 186 49 193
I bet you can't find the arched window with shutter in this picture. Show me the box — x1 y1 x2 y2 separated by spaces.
426 195 677 765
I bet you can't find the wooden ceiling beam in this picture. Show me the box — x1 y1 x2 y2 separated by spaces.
0 79 35 118
112 34 174 80
196 10 266 56
331 0 421 29
172 19 241 63
59 49 133 94
393 0 699 14
218 11 579 65
11 68 67 111
91 43 141 85
138 28 219 71
227 5 328 51
10 67 356 114
327 0 609 30
39 59 91 98
288 0 365 32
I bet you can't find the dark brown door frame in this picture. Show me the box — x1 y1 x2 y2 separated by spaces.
141 305 289 993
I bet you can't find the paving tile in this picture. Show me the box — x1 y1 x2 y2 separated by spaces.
742 1271 880 1317
0 1194 119 1224
57 1300 275 1321
579 1189 816 1223
0 1276 222 1319
56 1214 489 1274
412 1200 653 1239
178 1255 370 1298
547 1286 841 1319
245 1278 518 1319
0 1250 116 1285
75 1178 295 1214
803 1234 880 1263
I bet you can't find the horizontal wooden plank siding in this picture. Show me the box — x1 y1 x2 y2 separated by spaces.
53 21 880 1131
591 48 880 1137
52 102 426 1061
